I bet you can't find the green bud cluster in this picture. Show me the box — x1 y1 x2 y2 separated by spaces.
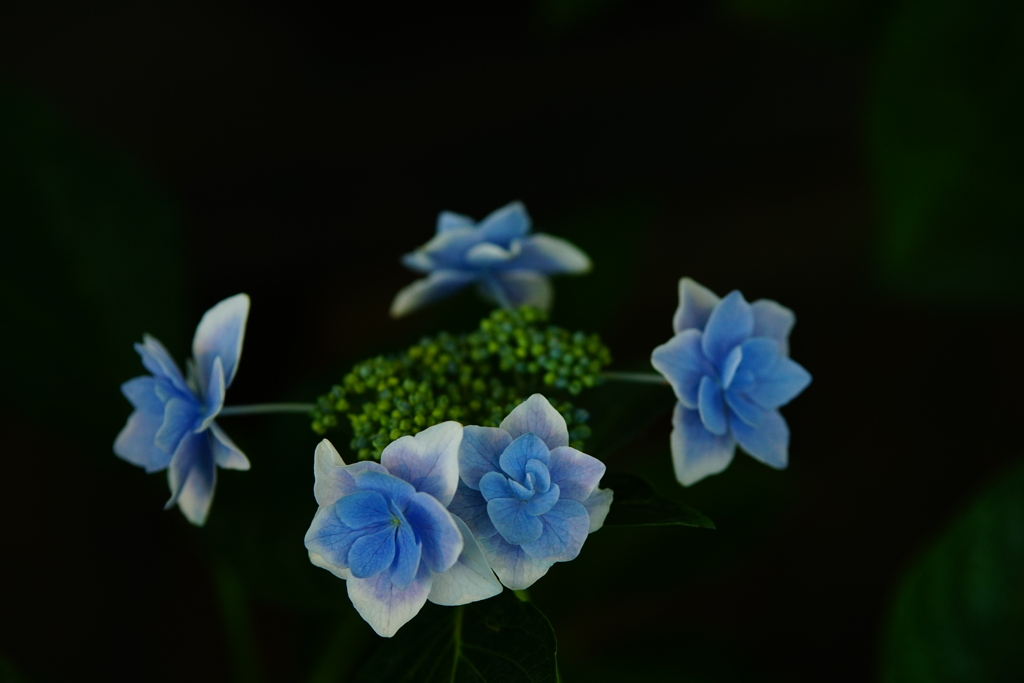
311 307 611 461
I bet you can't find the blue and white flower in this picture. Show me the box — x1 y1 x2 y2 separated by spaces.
391 201 591 317
305 423 502 637
651 278 812 486
114 294 251 525
448 394 613 590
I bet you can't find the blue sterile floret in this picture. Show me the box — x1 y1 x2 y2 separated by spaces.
651 278 812 486
390 201 591 317
448 394 613 590
113 294 251 525
304 423 502 637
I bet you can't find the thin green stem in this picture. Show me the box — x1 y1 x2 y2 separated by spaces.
218 403 315 416
599 371 669 385
450 605 464 682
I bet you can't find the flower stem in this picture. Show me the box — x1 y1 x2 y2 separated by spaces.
218 403 316 416
451 605 464 680
599 371 669 385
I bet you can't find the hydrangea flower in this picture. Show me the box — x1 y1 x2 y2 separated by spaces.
651 278 812 486
114 294 251 525
391 201 591 317
448 394 612 590
305 423 502 637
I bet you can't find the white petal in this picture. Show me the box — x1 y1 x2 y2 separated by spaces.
381 422 462 507
347 571 433 638
427 517 503 606
192 293 250 394
499 394 569 450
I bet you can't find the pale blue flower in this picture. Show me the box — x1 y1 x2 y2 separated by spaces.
651 278 812 486
305 423 502 637
114 294 251 525
448 394 613 590
390 201 591 317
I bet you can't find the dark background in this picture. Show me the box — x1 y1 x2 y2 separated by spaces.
1 1 1021 681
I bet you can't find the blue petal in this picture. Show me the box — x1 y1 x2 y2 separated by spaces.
487 498 544 546
437 210 475 233
135 335 190 395
192 293 249 395
736 337 782 376
479 471 516 502
313 439 388 507
499 433 550 483
427 516 503 606
747 357 812 410
348 526 398 579
525 459 551 493
351 469 416 508
509 478 533 500
490 271 552 310
751 299 796 357
121 376 164 414
347 567 433 637
520 498 589 562
167 431 217 525
448 481 497 540
390 520 422 591
199 356 225 431
730 408 790 469
465 241 522 267
724 389 765 427
477 201 531 246
476 531 554 590
514 234 591 274
700 290 754 365
404 491 463 573
697 376 728 436
650 329 711 409
334 490 394 530
672 278 720 333
401 250 435 274
546 446 606 503
721 345 743 389
416 227 480 267
208 422 250 470
390 270 479 318
458 426 511 490
304 505 363 572
499 394 568 450
670 404 736 486
582 487 613 533
155 396 202 454
114 408 171 472
380 421 462 507
526 483 560 516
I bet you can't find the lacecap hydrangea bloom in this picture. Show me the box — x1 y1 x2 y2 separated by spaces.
651 278 812 486
448 394 612 590
391 201 591 317
304 423 502 637
113 294 251 525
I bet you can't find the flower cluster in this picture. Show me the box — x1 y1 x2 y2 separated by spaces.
304 395 611 636
310 307 610 460
113 294 251 525
651 278 812 486
391 201 591 317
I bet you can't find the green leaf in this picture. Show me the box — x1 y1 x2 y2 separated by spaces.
353 592 559 683
582 380 676 459
882 458 1024 683
602 473 714 529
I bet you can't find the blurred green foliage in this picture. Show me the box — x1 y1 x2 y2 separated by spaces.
871 0 1024 306
883 458 1024 682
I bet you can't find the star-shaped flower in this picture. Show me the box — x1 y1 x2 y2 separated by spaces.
114 294 251 525
391 201 591 317
651 278 812 486
448 394 613 590
305 423 502 637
